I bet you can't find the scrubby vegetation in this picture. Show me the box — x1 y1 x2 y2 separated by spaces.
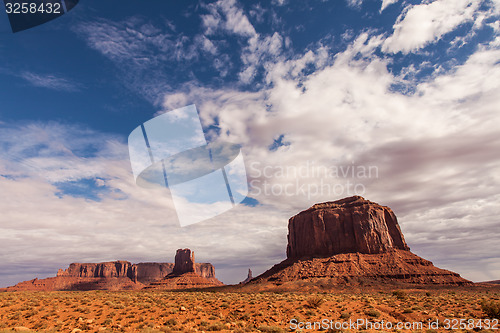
0 288 498 332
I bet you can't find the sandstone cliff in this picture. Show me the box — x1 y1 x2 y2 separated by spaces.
287 196 409 258
5 249 221 291
57 261 134 279
56 261 216 285
252 196 470 287
173 249 196 275
147 249 223 290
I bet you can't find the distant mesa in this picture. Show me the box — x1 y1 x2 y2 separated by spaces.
250 196 471 287
479 280 500 285
4 249 222 291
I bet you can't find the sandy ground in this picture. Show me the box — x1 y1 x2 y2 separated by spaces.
0 286 499 332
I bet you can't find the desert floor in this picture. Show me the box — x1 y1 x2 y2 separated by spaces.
0 287 499 332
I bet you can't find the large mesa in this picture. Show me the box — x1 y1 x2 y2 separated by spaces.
251 196 470 287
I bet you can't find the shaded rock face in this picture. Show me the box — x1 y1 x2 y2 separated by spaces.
287 196 409 259
173 249 196 275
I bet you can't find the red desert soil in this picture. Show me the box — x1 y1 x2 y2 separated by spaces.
0 286 499 332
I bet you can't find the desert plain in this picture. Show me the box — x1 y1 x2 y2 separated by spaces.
0 284 500 332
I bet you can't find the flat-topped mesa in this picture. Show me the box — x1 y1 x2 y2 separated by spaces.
249 196 471 287
172 249 196 275
57 261 134 279
287 196 410 259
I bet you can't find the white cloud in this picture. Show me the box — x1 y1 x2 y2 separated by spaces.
383 0 481 54
20 72 80 92
202 0 257 37
381 0 398 12
201 0 286 84
151 28 500 282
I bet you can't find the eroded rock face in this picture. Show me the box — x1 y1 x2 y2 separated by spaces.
57 261 134 279
173 249 196 275
250 196 470 287
287 196 409 259
146 249 223 290
56 261 216 285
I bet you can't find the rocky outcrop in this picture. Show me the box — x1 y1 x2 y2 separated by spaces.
240 269 253 284
287 196 409 259
5 249 222 291
173 249 196 275
252 196 471 287
147 249 223 290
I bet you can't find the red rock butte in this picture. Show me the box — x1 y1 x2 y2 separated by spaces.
252 196 471 286
146 248 223 290
4 249 222 291
287 196 409 258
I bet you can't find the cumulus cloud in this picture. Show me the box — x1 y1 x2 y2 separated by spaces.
383 0 481 54
152 29 500 282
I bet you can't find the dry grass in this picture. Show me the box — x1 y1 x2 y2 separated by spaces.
0 287 498 332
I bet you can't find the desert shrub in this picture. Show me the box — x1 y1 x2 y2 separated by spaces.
340 312 350 319
392 290 406 300
365 309 380 318
305 296 324 309
206 322 225 331
304 309 315 317
164 318 177 326
257 326 284 333
481 300 500 319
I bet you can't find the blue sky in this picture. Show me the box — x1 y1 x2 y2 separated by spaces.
0 0 499 287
